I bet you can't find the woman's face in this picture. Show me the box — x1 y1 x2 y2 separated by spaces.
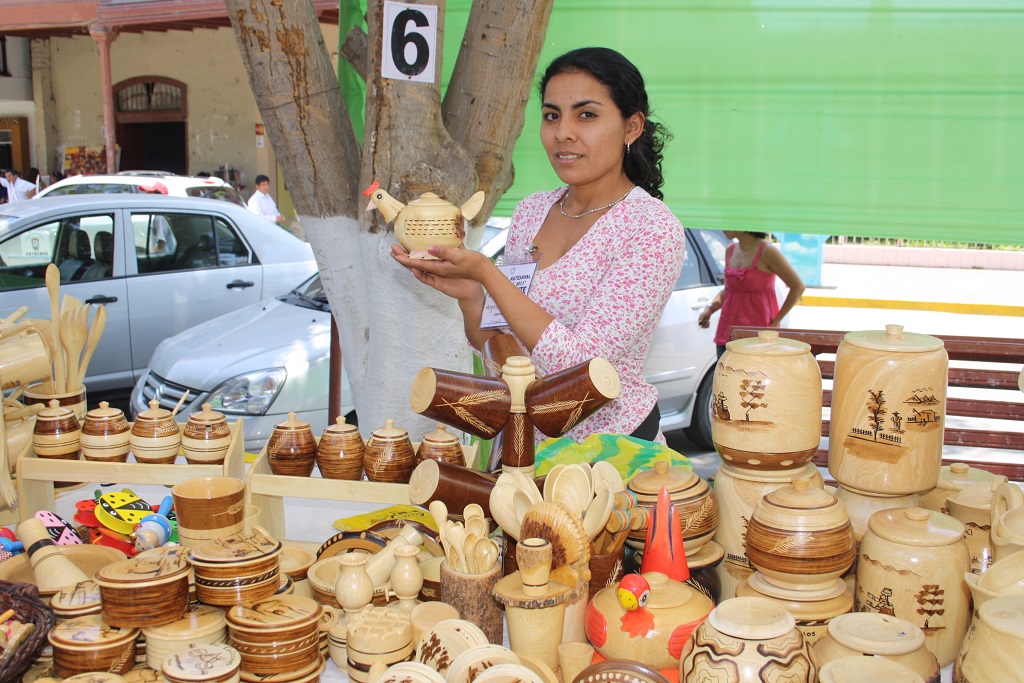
540 72 643 189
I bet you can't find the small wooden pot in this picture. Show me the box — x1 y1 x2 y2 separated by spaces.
626 460 719 554
142 604 227 671
131 399 182 464
24 380 87 423
32 398 81 460
170 475 246 544
50 578 103 621
161 642 241 683
81 400 131 462
364 418 415 483
181 403 231 465
188 528 282 607
919 462 1006 513
810 612 939 683
345 606 414 683
415 424 464 467
956 595 1024 683
737 571 854 647
49 614 140 678
226 595 322 645
316 415 364 479
94 552 191 628
267 412 316 477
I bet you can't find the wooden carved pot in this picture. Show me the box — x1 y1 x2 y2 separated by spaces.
267 412 316 477
626 461 719 554
946 482 1002 575
712 330 822 470
316 415 364 480
33 398 82 460
364 418 415 483
919 462 1007 513
679 596 814 683
855 507 970 667
181 402 231 465
810 613 939 683
131 399 181 464
955 595 1024 683
828 325 947 496
81 401 131 462
415 424 464 467
745 476 856 593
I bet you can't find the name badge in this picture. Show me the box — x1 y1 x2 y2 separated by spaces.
480 262 538 329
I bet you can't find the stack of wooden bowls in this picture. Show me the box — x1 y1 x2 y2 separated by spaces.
710 330 825 599
226 595 324 680
93 551 192 628
187 528 283 607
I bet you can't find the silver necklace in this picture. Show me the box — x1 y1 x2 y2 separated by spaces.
559 185 634 219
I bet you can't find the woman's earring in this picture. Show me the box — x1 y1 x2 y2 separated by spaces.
626 141 631 154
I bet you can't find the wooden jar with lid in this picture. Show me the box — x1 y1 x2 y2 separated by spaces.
226 595 323 677
142 604 227 671
415 424 464 467
93 550 191 628
32 398 81 460
267 412 317 477
365 418 416 483
188 528 282 606
316 415 365 480
81 400 131 462
712 330 822 470
181 403 231 465
48 614 140 678
626 460 718 554
131 399 182 463
810 613 939 683
161 642 241 683
345 605 414 683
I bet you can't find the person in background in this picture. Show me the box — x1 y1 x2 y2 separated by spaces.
247 174 285 226
698 230 806 357
1 169 37 202
392 47 685 444
139 182 176 255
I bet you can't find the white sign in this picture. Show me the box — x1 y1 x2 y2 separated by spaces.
480 262 538 330
381 1 438 83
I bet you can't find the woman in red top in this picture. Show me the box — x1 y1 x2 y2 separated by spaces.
698 230 806 357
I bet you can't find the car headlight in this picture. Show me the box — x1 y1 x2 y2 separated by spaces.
206 368 287 415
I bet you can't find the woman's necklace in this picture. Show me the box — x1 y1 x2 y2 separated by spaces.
558 185 634 219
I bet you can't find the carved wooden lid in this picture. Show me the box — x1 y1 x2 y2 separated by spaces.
137 398 172 421
842 325 944 353
643 571 695 609
94 552 190 585
628 461 698 496
978 595 1024 638
422 424 460 445
738 573 853 622
323 414 360 435
161 642 241 681
273 411 311 431
142 604 226 640
818 656 924 683
36 398 77 421
189 528 281 564
825 612 925 655
226 595 321 631
725 329 811 356
50 579 102 614
937 462 1003 491
867 507 965 546
186 403 226 426
707 596 795 641
62 674 128 683
346 605 412 652
371 418 409 439
48 614 139 648
85 401 125 420
754 476 849 531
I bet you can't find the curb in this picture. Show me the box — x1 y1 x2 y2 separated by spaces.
799 295 1024 318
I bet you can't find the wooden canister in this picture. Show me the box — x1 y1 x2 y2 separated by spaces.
810 613 939 683
523 357 621 438
94 552 191 628
828 325 947 496
626 460 719 554
737 571 854 647
181 403 231 465
50 578 103 621
364 419 415 483
712 330 822 470
415 424 464 467
49 614 140 678
161 642 241 683
142 604 228 671
32 398 81 460
855 507 970 667
188 529 282 607
267 412 316 477
409 368 511 439
131 399 182 464
438 561 503 645
81 401 131 462
227 596 322 676
713 462 824 600
316 415 364 480
345 606 414 683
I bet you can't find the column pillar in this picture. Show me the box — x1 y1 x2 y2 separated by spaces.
89 25 119 173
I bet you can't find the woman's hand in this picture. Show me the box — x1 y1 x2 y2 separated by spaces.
390 243 489 303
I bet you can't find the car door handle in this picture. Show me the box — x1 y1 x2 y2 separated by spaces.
227 280 255 290
85 295 118 305
691 298 710 310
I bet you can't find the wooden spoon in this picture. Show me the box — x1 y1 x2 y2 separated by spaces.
465 515 489 540
445 523 469 573
429 500 449 546
76 304 107 388
44 264 64 391
61 308 88 393
463 503 485 521
462 532 480 573
474 537 499 574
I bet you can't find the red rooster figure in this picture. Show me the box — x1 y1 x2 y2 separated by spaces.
639 486 690 582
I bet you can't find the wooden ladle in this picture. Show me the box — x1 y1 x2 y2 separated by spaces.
61 307 88 393
44 264 64 391
76 304 107 388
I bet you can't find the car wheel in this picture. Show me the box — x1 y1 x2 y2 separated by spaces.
684 373 715 450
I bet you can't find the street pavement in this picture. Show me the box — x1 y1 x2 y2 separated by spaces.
667 260 1024 480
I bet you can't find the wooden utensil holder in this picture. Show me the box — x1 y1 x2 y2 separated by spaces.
16 419 246 521
246 437 478 540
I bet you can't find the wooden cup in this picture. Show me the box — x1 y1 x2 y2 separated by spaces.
440 559 503 645
558 642 595 683
24 380 88 424
0 329 51 390
516 537 552 598
171 476 245 541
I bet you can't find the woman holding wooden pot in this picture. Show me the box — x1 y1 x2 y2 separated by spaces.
393 47 685 444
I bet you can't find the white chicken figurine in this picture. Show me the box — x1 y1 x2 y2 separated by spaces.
364 180 486 259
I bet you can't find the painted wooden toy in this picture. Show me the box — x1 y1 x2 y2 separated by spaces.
35 510 83 545
96 488 153 536
365 181 485 259
131 495 174 553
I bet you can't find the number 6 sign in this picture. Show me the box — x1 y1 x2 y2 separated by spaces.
381 1 438 83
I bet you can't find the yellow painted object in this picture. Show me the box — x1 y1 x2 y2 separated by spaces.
333 504 437 533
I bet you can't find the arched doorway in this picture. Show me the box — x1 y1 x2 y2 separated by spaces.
114 76 188 175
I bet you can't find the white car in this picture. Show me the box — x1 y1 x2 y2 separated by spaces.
0 195 316 392
36 172 247 207
133 225 789 451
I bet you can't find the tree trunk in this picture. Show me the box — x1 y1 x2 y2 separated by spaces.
227 0 551 440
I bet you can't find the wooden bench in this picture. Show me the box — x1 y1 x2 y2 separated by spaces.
729 327 1024 481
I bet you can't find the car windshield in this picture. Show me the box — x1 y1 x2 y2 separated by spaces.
281 273 329 312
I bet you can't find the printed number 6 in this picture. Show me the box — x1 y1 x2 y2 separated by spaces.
390 8 430 77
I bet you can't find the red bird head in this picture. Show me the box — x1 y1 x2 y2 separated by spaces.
617 573 651 611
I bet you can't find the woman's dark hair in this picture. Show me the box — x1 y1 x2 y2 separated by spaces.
749 231 768 239
539 47 670 200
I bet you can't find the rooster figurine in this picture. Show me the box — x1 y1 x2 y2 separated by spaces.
365 181 486 259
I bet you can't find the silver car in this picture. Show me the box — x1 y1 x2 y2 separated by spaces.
0 195 316 392
133 226 786 451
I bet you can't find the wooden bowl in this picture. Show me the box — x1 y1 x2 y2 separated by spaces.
0 543 127 584
171 476 246 539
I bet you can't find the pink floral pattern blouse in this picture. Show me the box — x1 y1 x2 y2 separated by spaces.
499 187 686 442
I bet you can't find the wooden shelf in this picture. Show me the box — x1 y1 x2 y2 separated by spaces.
16 418 246 521
246 441 479 540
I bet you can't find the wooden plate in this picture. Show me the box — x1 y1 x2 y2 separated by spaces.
316 530 391 559
446 645 520 683
415 618 489 677
571 660 671 683
473 663 545 683
379 661 448 683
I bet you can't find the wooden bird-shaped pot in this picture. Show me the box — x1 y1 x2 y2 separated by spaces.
364 180 485 259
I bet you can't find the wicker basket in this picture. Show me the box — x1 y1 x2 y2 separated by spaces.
0 579 57 681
